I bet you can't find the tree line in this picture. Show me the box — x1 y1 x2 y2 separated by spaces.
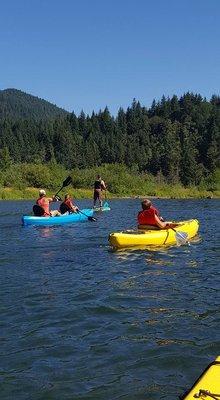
0 92 219 187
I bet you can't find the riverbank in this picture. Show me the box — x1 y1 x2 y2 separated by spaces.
0 186 219 200
0 163 219 200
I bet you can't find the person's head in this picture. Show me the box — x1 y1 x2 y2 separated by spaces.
97 174 101 180
141 199 152 210
64 194 70 200
39 189 46 197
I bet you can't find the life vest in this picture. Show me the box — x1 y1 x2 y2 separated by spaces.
36 197 50 216
137 206 159 226
33 204 44 216
60 199 74 214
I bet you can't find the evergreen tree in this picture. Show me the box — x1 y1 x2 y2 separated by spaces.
179 126 200 186
0 91 219 187
0 146 11 171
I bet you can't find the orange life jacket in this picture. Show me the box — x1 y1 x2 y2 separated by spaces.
36 197 50 216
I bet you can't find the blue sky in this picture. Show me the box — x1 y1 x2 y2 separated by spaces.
1 0 219 115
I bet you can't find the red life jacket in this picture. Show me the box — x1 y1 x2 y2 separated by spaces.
65 198 74 209
137 206 159 226
36 197 50 216
60 198 76 214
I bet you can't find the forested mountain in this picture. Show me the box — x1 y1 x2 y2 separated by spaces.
0 91 219 187
0 89 68 120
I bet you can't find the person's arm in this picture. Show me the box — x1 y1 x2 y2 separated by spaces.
155 207 164 222
154 214 168 228
101 180 107 190
70 201 79 212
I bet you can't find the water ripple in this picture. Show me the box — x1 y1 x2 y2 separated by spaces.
0 199 220 399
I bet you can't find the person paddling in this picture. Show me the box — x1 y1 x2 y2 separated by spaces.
93 175 107 208
59 194 79 214
34 189 61 217
137 199 170 229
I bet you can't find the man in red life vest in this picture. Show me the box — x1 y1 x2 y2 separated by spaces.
137 199 169 229
59 194 79 214
36 189 61 217
93 175 107 208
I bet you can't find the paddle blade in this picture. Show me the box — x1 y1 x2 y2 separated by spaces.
88 216 97 222
54 195 62 201
77 209 97 221
175 231 189 246
62 176 73 187
103 201 109 208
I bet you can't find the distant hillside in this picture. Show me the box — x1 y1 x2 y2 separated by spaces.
0 88 69 120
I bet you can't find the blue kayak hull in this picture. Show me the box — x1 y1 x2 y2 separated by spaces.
22 209 94 226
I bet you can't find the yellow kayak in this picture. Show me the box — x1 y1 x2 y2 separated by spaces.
180 356 220 399
108 219 199 248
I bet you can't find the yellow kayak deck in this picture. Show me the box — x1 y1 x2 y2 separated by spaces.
108 219 199 248
181 356 220 399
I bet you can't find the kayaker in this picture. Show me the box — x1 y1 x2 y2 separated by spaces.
137 199 170 229
34 189 61 217
93 175 107 208
59 194 79 214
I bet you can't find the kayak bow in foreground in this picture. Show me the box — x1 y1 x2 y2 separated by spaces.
180 356 220 399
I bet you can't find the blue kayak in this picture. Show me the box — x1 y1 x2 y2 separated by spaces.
22 209 94 226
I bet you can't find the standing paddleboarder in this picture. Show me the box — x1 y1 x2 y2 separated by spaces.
93 175 107 208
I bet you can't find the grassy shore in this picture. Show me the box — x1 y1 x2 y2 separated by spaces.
0 186 219 201
0 163 219 200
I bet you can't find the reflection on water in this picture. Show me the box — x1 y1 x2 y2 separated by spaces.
36 227 55 238
0 199 219 400
110 242 188 269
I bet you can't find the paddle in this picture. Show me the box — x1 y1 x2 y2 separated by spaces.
77 209 97 222
54 176 73 199
169 226 189 246
103 190 109 208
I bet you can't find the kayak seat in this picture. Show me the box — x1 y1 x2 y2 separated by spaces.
138 224 160 230
33 204 45 216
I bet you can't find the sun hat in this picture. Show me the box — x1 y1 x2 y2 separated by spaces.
39 189 46 196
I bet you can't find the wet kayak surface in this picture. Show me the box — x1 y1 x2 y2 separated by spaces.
0 198 219 400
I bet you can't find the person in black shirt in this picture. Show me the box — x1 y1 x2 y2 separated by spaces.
93 175 107 208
